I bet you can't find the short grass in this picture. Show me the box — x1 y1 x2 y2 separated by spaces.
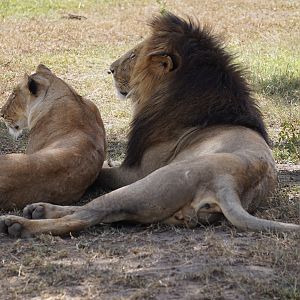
0 1 299 299
0 0 124 18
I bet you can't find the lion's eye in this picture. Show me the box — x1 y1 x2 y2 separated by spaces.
130 53 136 59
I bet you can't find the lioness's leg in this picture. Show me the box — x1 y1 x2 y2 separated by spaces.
23 203 81 219
0 162 199 237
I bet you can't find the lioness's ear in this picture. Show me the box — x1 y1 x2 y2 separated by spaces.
28 78 38 95
148 51 175 73
23 73 30 82
27 75 50 96
36 64 52 74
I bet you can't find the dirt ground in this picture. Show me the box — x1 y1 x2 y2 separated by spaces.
0 0 299 299
0 223 299 300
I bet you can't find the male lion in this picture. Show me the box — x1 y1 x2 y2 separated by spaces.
0 65 105 211
0 14 299 237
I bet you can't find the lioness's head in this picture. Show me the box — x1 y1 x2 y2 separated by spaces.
0 86 28 139
0 65 53 139
1 65 60 139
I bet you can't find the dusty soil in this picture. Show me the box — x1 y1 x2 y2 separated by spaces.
0 126 299 300
1 225 299 300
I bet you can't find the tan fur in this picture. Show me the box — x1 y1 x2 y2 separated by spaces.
0 15 299 238
0 65 106 210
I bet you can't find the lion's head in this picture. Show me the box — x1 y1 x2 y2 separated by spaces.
109 43 142 100
110 13 269 167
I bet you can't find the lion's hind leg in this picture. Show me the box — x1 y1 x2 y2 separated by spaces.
0 215 89 238
23 203 81 219
1 162 200 237
164 189 223 227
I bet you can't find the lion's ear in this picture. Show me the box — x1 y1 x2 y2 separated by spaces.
148 51 175 74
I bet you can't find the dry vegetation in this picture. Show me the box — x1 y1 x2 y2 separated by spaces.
0 0 299 299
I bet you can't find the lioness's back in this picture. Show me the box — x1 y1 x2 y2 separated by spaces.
0 65 106 210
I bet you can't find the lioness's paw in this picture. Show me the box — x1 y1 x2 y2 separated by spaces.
23 203 46 219
0 216 31 238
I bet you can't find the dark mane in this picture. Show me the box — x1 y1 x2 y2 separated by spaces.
123 12 269 167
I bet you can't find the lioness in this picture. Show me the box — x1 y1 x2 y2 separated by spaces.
0 65 105 211
0 14 299 237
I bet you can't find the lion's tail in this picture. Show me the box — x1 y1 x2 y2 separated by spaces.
218 188 300 234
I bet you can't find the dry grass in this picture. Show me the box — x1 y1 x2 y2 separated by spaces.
0 0 299 299
0 222 299 299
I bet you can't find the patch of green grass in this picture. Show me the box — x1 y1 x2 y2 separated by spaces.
156 0 167 15
0 0 83 18
249 49 299 106
0 0 125 19
273 120 300 163
232 43 300 163
236 44 300 107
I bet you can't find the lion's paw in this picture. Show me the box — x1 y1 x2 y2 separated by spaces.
23 203 46 219
0 216 31 238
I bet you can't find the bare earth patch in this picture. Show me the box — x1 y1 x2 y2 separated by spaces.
0 1 299 299
0 224 299 299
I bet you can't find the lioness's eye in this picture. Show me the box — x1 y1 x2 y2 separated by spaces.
130 53 136 59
